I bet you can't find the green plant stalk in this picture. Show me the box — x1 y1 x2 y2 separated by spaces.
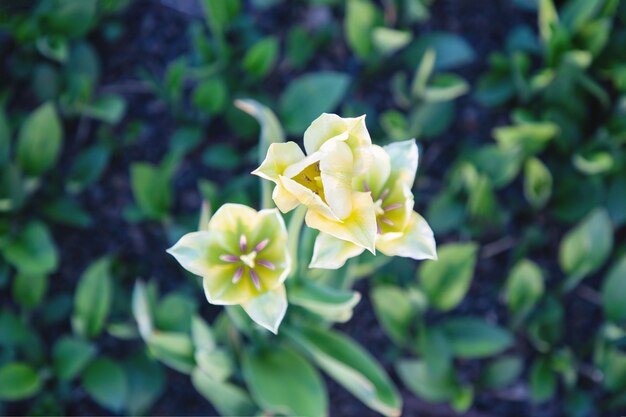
287 206 307 280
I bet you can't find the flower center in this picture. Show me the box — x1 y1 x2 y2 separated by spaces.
292 162 326 202
240 251 257 268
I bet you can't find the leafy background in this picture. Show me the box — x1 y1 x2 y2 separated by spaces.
0 0 625 416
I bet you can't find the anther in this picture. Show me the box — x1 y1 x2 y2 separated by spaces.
257 259 275 270
232 267 244 284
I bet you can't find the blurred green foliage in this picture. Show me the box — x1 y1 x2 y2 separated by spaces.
0 0 625 416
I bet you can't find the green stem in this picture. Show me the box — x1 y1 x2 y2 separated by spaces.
347 256 392 285
287 206 307 279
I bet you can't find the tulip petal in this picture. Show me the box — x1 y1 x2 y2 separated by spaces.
383 139 419 187
377 211 437 260
167 231 229 277
252 142 306 184
319 139 354 219
272 184 300 213
241 284 287 334
309 232 365 269
209 203 259 238
280 175 339 221
305 192 377 253
353 144 391 197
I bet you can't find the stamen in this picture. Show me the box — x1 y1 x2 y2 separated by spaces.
219 254 239 263
249 269 261 290
376 222 382 234
257 259 275 270
254 238 270 252
363 180 370 192
383 203 403 212
232 267 244 284
380 217 394 226
239 235 248 252
379 188 390 201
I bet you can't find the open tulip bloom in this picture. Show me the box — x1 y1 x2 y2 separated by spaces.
168 112 436 334
167 204 290 333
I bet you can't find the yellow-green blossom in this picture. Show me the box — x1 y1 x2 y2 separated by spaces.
310 140 437 269
252 113 377 252
167 204 290 333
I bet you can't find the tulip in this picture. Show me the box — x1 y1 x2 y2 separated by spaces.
167 204 290 333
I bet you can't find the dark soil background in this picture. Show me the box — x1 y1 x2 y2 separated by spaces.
4 0 583 416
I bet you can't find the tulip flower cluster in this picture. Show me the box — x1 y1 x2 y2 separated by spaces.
168 113 436 333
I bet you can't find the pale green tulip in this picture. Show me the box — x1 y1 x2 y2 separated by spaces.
167 204 290 333
310 140 437 269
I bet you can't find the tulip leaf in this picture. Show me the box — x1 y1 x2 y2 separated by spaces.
16 102 63 177
2 221 59 276
371 284 415 345
0 362 42 401
437 317 514 359
147 331 195 374
601 256 626 323
280 72 351 134
493 121 558 156
12 272 48 310
192 79 228 115
289 279 361 323
559 208 613 291
372 28 412 56
82 357 128 413
192 368 257 416
132 280 154 340
81 95 127 124
72 257 113 338
406 32 476 70
345 0 381 59
396 359 457 402
479 355 524 389
243 36 279 78
418 242 478 311
52 336 97 381
524 157 553 208
0 109 9 167
242 345 327 417
530 357 556 403
67 145 110 193
124 353 166 416
286 325 401 417
130 157 177 220
505 259 544 321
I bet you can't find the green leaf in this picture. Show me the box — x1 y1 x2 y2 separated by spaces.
242 345 327 417
192 79 228 114
130 161 174 220
12 272 48 310
67 145 110 193
406 32 476 70
559 208 613 291
72 257 113 338
421 73 469 102
524 157 552 208
41 196 93 228
371 284 415 345
530 357 556 403
132 280 154 340
82 357 128 412
372 28 412 56
47 0 98 38
280 72 351 134
479 355 524 389
572 151 614 175
147 331 195 374
191 315 216 351
192 368 257 416
125 353 166 415
607 176 626 226
82 95 127 124
286 325 401 417
409 100 455 138
0 363 42 401
493 121 558 156
16 102 63 177
539 0 559 43
418 242 478 311
3 221 58 275
602 256 626 323
505 259 544 320
154 293 196 333
202 144 242 170
201 0 240 40
396 359 457 402
0 108 10 167
418 326 453 378
243 37 279 78
289 279 361 323
52 336 97 381
438 317 514 359
344 0 381 59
